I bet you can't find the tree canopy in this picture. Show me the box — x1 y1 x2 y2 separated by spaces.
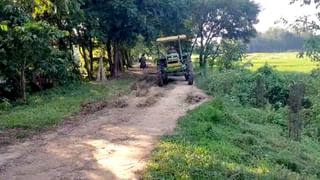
0 0 260 100
191 0 259 66
289 0 320 61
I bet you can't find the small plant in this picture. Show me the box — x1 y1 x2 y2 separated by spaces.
0 98 11 112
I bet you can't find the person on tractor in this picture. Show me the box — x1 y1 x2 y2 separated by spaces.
139 54 147 69
168 46 177 54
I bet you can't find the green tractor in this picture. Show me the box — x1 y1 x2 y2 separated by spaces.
155 35 194 86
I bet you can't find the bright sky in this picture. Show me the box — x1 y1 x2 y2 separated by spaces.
254 0 318 32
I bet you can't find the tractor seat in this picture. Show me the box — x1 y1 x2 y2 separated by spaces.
167 53 180 63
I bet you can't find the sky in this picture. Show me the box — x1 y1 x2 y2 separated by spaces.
254 0 318 32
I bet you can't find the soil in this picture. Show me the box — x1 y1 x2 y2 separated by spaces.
0 66 208 180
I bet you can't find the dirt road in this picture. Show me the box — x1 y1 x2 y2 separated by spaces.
0 76 207 180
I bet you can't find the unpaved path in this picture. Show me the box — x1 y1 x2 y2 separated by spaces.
0 76 207 180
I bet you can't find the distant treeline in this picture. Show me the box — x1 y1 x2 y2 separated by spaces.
248 28 310 53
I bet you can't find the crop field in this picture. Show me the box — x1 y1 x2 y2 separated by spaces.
244 52 319 72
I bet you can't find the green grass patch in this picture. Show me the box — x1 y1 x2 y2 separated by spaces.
144 99 320 179
144 65 320 179
0 79 133 133
244 52 319 73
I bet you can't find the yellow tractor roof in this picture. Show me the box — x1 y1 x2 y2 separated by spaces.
156 35 187 43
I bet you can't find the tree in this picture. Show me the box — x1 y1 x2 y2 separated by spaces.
0 1 74 100
138 0 193 39
215 39 247 70
190 0 259 67
81 0 143 76
290 0 320 61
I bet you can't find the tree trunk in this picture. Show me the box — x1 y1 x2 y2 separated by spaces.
80 46 92 80
127 51 133 68
107 40 115 77
119 49 124 72
96 51 107 82
113 44 120 77
121 48 127 70
288 83 305 141
20 58 26 101
69 30 74 58
89 36 94 78
199 27 206 67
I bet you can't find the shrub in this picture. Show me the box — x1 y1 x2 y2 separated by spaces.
0 97 11 112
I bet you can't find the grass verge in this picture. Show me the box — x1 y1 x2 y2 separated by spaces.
144 99 320 179
0 79 134 138
144 66 320 179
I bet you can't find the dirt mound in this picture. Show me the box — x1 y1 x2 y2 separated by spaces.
112 97 129 108
81 101 108 115
137 97 158 108
0 131 13 146
136 88 165 108
131 76 157 97
185 93 207 104
81 97 128 115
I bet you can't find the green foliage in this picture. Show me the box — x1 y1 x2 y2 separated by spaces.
215 39 247 70
301 36 320 61
192 0 259 66
138 0 193 40
145 56 320 178
290 1 320 62
0 1 80 100
197 64 311 110
144 98 320 179
0 98 11 112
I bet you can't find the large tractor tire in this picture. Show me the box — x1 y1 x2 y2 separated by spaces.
164 75 169 85
157 71 164 87
188 73 194 85
186 61 194 85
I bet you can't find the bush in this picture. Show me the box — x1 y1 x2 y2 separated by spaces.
145 98 320 179
197 64 294 109
0 3 80 100
0 97 11 112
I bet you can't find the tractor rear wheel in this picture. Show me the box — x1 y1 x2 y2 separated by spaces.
157 71 164 87
186 60 194 85
184 74 188 81
187 73 194 85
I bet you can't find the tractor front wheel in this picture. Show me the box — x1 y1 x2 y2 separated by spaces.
187 73 194 85
164 75 169 85
157 71 164 87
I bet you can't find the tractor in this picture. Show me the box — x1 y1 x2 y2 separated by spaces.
155 35 194 86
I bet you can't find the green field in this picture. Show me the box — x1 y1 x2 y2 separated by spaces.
244 52 319 72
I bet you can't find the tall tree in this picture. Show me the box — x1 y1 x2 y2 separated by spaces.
190 0 259 67
290 0 320 61
0 0 78 100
